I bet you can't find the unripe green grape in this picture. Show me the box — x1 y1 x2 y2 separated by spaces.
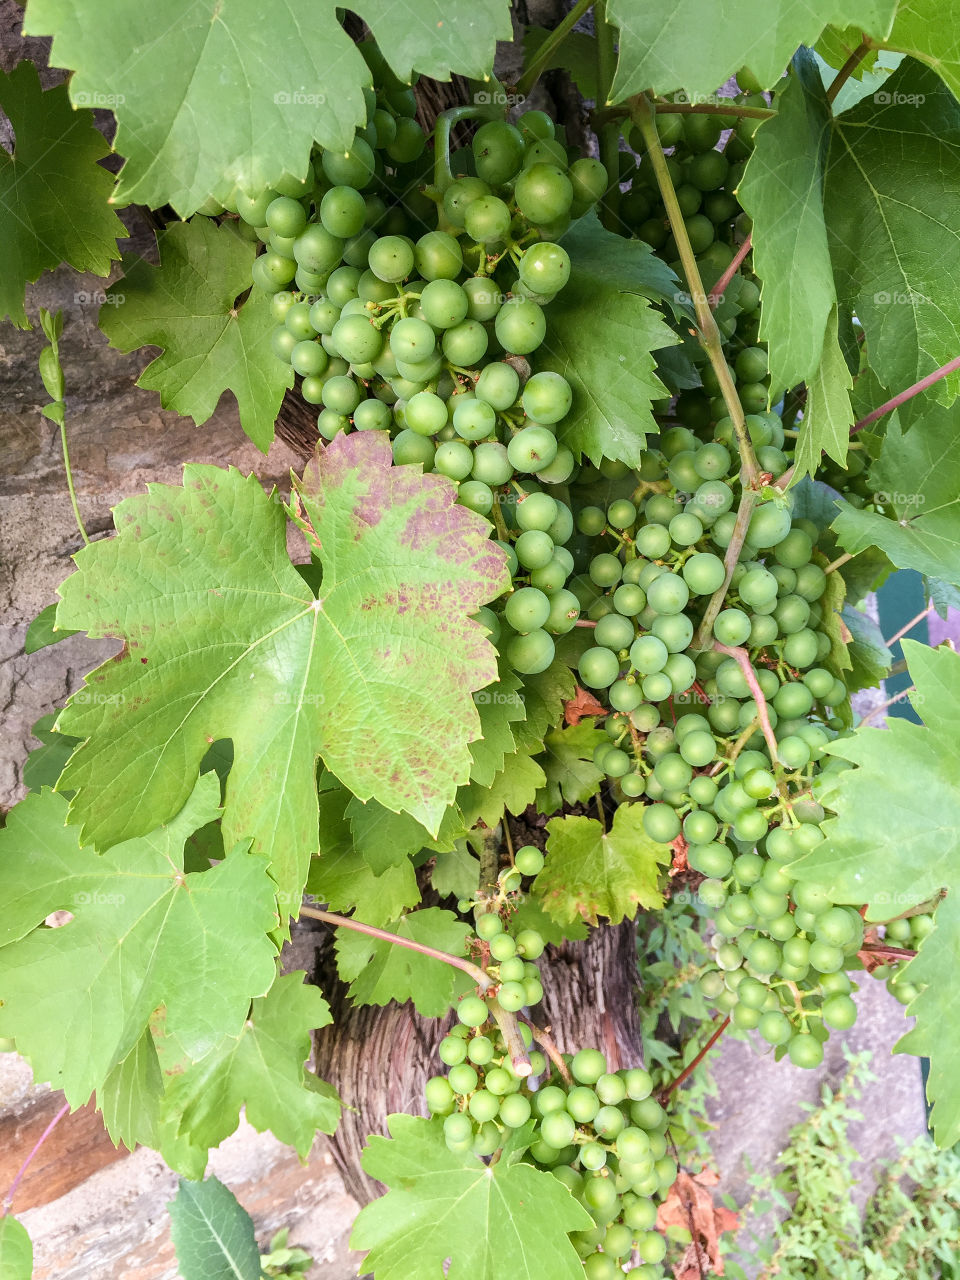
541 1110 577 1149
499 1092 532 1127
457 994 490 1028
435 440 474 480
495 297 546 354
546 589 581 634
515 845 545 876
392 429 435 468
788 1033 824 1069
507 425 558 474
457 479 494 515
507 628 558 674
475 361 520 411
522 371 573 424
464 194 512 245
566 1085 601 1123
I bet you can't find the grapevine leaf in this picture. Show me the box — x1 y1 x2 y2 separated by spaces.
457 752 547 828
98 219 293 452
841 605 892 692
54 435 507 903
0 61 124 327
309 793 421 926
512 661 577 754
168 1176 261 1280
24 602 78 654
23 1 509 215
346 796 462 874
832 407 960 586
334 908 472 1017
0 1217 33 1280
512 894 589 945
535 721 607 812
925 576 960 618
738 49 835 396
21 714 81 793
536 805 671 927
0 778 278 1106
825 62 960 404
468 668 527 786
351 1113 593 1279
791 641 960 1145
523 27 598 99
887 0 960 101
793 305 854 479
542 215 677 467
157 973 340 1158
606 0 897 102
430 844 481 901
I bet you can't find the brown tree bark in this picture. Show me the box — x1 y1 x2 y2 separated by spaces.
312 915 644 1207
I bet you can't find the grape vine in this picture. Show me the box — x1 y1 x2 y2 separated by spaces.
3 6 960 1280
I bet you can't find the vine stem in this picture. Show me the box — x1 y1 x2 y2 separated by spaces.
708 233 752 310
858 685 917 726
883 607 930 650
851 354 960 433
61 421 90 547
654 102 774 120
691 487 759 650
433 105 492 193
658 1015 731 1104
301 906 493 989
629 93 761 492
709 716 760 775
595 1 621 231
574 618 597 628
825 38 873 106
1 1099 70 1215
300 907 532 1077
713 642 779 762
859 942 918 961
514 0 593 99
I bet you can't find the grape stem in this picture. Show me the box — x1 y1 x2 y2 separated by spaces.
520 1019 573 1084
433 105 495 194
707 233 752 311
860 942 918 961
514 0 594 100
657 1014 731 1104
628 93 762 493
850 353 960 433
574 618 597 628
823 551 854 575
488 997 534 1078
709 716 761 775
1 1099 70 1215
713 641 780 763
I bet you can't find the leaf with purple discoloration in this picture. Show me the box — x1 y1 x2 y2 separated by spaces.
54 432 509 909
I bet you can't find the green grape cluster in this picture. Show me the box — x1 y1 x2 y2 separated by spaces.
428 1010 672 1279
869 910 933 1006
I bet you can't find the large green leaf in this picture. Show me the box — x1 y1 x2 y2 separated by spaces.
334 908 472 1017
0 61 124 327
791 641 960 1146
542 215 677 468
351 1114 592 1279
832 406 960 585
606 0 896 101
168 1176 261 1280
0 1218 33 1280
157 973 339 1158
792 305 854 479
23 0 510 215
54 434 508 903
536 804 671 926
535 721 607 812
825 62 960 404
887 0 960 101
738 51 835 396
98 219 292 452
0 778 278 1106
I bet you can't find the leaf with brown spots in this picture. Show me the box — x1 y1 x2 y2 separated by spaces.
563 685 607 725
55 433 509 907
656 1168 739 1278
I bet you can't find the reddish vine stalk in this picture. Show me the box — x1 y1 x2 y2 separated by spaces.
1 1100 70 1215
658 1016 731 1103
713 642 780 761
851 354 960 433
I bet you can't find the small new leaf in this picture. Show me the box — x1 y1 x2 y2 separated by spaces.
536 805 671 926
0 1217 33 1280
168 1176 261 1280
334 909 472 1017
